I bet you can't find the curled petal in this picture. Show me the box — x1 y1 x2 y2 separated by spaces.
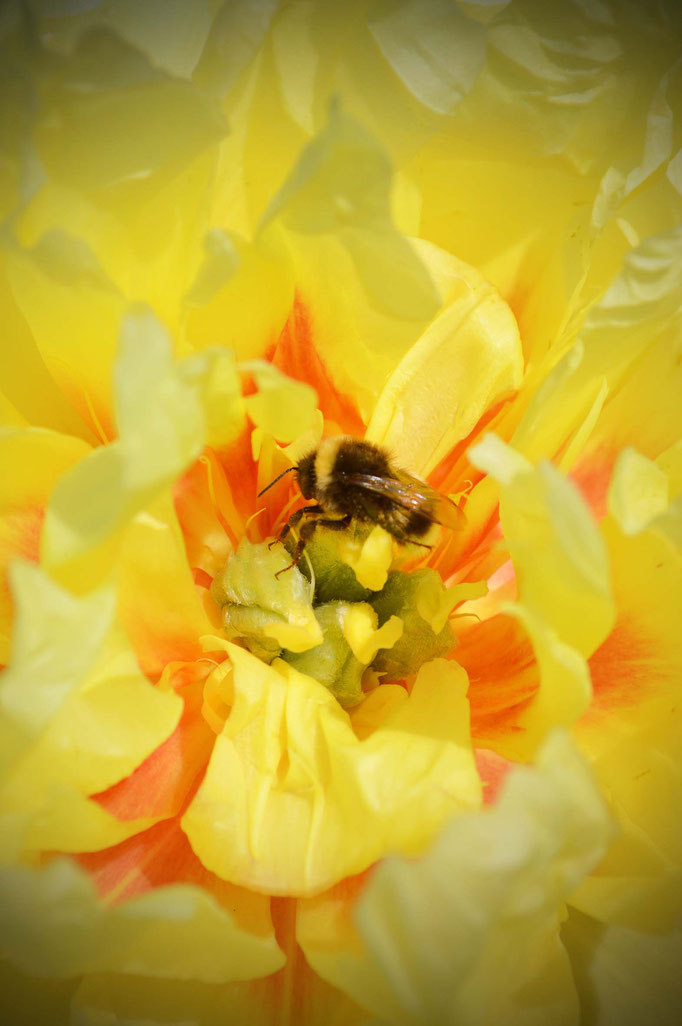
183 645 479 895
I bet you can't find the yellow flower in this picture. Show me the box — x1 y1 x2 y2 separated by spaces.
1 2 681 1024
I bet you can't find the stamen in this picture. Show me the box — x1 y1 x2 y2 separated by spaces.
198 453 240 544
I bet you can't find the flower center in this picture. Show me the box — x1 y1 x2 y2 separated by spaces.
209 523 464 707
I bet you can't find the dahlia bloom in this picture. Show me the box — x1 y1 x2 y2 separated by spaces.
1 1 681 1024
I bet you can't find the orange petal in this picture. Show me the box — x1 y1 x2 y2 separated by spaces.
267 295 366 436
456 610 539 746
117 496 216 679
94 675 216 822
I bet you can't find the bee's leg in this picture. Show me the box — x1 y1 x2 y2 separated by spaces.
274 513 351 577
268 505 321 549
405 538 432 550
274 512 322 578
316 514 352 532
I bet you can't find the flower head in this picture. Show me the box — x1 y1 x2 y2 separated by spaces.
1 1 681 1024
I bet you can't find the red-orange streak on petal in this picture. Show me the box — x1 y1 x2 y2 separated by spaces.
173 448 240 562
215 426 260 525
266 295 366 437
93 678 215 822
587 615 663 714
570 445 615 522
76 816 242 914
456 611 538 739
428 397 513 497
474 748 513 806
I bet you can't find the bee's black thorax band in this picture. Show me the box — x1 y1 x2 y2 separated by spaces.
296 452 317 500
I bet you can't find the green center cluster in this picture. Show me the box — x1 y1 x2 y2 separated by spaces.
210 527 463 708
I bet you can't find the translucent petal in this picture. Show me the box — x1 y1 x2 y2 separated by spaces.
258 107 444 419
0 858 283 984
470 435 615 658
369 0 486 114
298 732 612 1026
0 563 181 857
571 490 682 930
38 0 213 79
562 908 682 1026
42 312 245 586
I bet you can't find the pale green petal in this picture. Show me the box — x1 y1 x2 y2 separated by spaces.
262 102 439 321
0 859 283 984
0 562 114 756
608 447 670 535
210 539 322 655
193 0 279 96
39 0 213 79
562 909 682 1026
469 435 615 658
42 310 245 584
0 562 181 858
299 732 612 1026
368 0 486 115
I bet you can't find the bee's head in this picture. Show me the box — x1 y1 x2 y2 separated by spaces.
296 452 317 499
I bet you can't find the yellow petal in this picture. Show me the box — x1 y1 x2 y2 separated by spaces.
182 644 479 895
37 1 213 79
570 490 682 930
186 229 294 362
343 604 403 665
512 225 682 470
338 525 394 592
241 360 318 444
366 248 523 476
368 0 486 114
298 731 612 1026
0 261 91 439
258 107 443 420
0 427 91 659
117 496 216 679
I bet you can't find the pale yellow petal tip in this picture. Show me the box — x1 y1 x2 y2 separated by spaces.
309 731 612 1025
241 360 318 443
416 575 487 635
343 606 403 664
339 525 394 591
468 431 531 483
608 447 669 535
263 616 323 652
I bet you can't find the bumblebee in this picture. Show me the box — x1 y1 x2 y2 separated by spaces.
258 436 465 576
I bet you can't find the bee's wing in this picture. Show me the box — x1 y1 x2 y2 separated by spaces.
341 472 466 530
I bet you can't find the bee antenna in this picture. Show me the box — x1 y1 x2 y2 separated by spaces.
257 465 297 498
